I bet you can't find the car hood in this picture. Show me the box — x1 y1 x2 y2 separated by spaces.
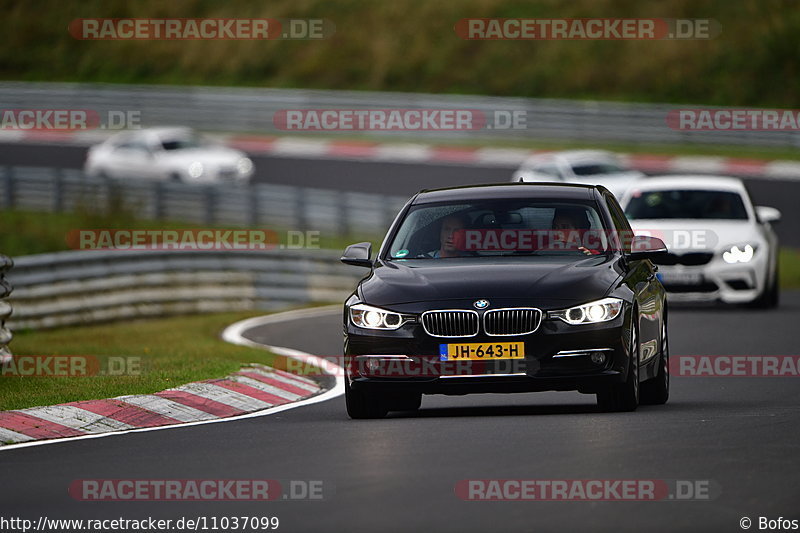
360 255 623 307
628 219 764 252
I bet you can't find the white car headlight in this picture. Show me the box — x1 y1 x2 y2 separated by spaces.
187 161 204 178
722 244 756 264
236 157 253 175
549 297 623 325
350 303 408 330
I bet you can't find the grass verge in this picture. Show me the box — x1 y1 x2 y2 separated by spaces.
1 311 279 411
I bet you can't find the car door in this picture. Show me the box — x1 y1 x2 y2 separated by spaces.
605 192 662 364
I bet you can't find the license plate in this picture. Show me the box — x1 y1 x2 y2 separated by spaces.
658 271 704 285
440 342 525 361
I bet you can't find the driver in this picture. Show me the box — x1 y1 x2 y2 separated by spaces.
431 214 468 258
551 207 599 255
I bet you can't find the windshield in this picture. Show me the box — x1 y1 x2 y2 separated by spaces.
160 135 204 151
571 162 625 176
386 199 610 260
625 189 749 220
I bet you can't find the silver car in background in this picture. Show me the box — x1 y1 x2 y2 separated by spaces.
512 150 645 199
620 176 781 308
85 127 254 184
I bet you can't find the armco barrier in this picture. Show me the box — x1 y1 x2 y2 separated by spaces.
0 81 797 147
1 166 407 236
0 255 12 356
6 248 363 330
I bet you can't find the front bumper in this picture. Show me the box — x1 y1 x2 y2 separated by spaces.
657 252 768 304
345 311 631 395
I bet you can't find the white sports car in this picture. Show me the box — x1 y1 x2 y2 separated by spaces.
511 150 644 199
85 127 254 184
620 176 781 308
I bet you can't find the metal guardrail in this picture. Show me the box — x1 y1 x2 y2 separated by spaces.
6 248 362 330
0 255 12 356
1 166 407 237
0 81 797 147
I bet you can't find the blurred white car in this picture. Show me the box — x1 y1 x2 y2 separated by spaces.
85 127 254 184
512 150 644 198
620 176 781 308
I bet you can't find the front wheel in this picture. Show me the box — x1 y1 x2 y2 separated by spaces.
597 320 640 412
345 380 388 419
748 263 779 309
640 315 669 405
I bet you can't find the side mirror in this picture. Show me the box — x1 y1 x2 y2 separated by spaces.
627 235 668 260
755 205 781 224
341 242 373 268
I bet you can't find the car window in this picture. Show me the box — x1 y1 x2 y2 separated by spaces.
625 190 749 220
161 136 203 151
572 162 625 176
387 199 609 260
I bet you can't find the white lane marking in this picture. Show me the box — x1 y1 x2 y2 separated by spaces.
670 156 727 173
17 405 134 433
172 382 273 412
117 395 219 422
270 138 330 157
230 375 301 401
0 427 35 444
0 305 344 452
242 367 319 393
373 143 432 162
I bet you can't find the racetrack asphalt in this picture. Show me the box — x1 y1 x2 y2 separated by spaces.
0 293 798 532
1 141 798 248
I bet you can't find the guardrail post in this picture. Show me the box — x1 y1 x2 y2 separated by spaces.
205 186 216 225
153 181 165 220
249 186 260 226
0 255 14 361
3 166 15 209
52 167 64 212
338 190 351 237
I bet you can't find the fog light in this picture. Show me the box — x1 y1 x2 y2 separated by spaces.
367 359 381 372
590 352 606 365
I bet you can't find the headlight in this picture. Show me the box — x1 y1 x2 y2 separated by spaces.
236 157 253 175
187 161 204 178
350 303 409 330
549 297 623 325
722 244 755 264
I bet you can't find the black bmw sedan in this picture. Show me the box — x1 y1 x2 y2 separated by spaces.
341 183 670 418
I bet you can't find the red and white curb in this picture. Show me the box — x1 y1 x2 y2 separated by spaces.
0 306 344 451
2 129 800 181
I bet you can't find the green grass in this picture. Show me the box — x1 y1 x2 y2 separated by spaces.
0 0 797 108
1 311 280 411
779 248 800 290
0 208 375 258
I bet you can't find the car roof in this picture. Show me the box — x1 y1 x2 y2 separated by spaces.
523 150 617 165
628 175 747 193
413 182 598 204
109 127 194 142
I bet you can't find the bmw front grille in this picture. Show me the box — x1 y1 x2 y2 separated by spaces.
484 308 542 336
421 310 479 337
421 308 542 337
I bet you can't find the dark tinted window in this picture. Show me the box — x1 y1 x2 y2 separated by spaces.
625 190 748 220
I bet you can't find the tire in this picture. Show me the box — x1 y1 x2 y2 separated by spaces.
387 391 422 411
597 318 640 412
748 262 779 309
640 314 669 405
345 380 388 419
